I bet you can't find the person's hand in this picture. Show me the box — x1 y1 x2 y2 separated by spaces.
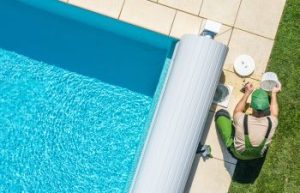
245 82 254 94
272 83 281 94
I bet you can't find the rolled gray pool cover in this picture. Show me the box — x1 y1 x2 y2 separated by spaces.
130 35 228 193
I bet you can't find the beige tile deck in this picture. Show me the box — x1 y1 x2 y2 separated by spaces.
159 0 203 15
170 11 203 38
214 26 233 46
185 155 235 193
120 0 176 34
235 0 286 39
68 0 124 18
200 0 241 26
224 29 274 80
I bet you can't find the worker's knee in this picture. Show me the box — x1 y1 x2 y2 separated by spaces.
215 109 234 147
215 109 232 128
215 109 231 120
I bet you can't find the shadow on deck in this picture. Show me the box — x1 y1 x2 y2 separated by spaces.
232 156 266 184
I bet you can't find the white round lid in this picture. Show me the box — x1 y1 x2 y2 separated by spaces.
234 55 255 77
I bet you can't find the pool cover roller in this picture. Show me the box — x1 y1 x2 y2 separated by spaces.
130 35 228 193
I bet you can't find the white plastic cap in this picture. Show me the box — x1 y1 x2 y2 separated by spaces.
203 20 222 34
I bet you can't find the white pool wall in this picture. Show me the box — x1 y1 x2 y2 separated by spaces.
130 35 228 193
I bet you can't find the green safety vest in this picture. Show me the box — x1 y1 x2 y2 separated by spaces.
230 115 272 160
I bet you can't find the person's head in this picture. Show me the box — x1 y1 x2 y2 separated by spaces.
251 89 270 117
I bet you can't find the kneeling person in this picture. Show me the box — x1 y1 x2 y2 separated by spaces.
215 83 281 160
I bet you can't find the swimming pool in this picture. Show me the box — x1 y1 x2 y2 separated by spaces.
0 0 176 192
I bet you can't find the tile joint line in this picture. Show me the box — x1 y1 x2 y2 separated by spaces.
117 0 126 19
168 10 177 36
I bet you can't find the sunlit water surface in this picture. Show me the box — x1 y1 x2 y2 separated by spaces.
0 48 152 193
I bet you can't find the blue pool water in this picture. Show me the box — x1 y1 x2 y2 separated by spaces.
0 0 177 192
0 48 152 192
0 0 176 97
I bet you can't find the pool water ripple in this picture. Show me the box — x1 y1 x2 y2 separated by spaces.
0 48 152 193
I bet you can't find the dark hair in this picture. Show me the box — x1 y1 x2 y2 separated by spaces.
256 110 264 114
253 109 270 117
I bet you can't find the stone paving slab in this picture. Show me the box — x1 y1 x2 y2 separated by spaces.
120 0 176 34
235 0 286 39
159 0 203 15
68 0 124 18
224 29 274 80
185 155 236 193
200 0 241 26
170 11 203 38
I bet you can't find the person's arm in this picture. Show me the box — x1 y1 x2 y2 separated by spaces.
233 83 254 116
270 83 281 117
